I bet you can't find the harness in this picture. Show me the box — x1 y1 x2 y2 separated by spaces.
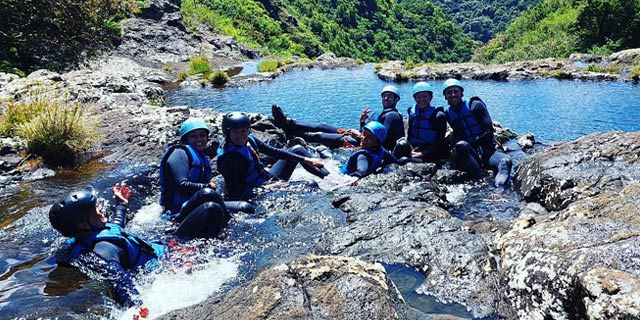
69 223 165 270
159 144 211 213
407 105 442 146
445 98 484 143
341 148 385 176
217 135 270 188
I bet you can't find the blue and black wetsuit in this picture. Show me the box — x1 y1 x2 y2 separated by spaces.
217 135 327 201
445 97 511 181
341 147 397 178
67 204 165 307
406 105 448 162
160 145 233 238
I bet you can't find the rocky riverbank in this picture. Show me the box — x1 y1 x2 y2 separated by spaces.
376 49 640 82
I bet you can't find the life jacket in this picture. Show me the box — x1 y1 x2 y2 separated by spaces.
341 147 385 176
445 98 485 143
371 107 399 123
407 105 442 146
217 135 270 188
69 223 165 271
159 144 211 213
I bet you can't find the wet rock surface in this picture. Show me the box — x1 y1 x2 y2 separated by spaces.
498 183 640 319
514 131 640 211
316 163 512 318
160 255 409 320
376 48 640 82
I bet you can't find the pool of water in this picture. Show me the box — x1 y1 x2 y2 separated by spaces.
167 64 640 142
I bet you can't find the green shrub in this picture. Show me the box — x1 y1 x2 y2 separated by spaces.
208 70 229 86
189 56 211 75
0 97 47 136
257 60 280 72
4 97 101 165
631 63 640 82
585 64 606 73
177 70 190 81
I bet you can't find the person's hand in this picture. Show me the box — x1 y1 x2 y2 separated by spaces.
345 129 362 139
411 151 423 158
112 181 131 205
304 157 324 169
208 180 217 189
359 108 371 124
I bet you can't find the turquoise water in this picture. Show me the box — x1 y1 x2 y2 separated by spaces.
167 64 640 142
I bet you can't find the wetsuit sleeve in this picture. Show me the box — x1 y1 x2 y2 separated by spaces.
109 204 128 228
254 137 306 163
167 148 208 193
349 154 370 178
469 100 494 146
217 152 251 200
383 149 398 164
80 244 140 307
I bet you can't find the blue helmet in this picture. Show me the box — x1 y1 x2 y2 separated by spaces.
179 118 210 142
363 121 387 144
442 78 464 95
412 82 433 96
381 85 400 99
49 190 97 237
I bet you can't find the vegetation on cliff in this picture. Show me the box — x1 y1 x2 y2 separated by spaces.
181 0 478 63
431 0 541 43
0 0 141 75
474 0 640 63
0 94 101 166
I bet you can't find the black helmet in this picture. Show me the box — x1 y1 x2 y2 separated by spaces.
49 190 97 237
222 112 250 135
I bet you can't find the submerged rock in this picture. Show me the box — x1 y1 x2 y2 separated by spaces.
514 131 640 211
498 183 640 319
160 255 408 320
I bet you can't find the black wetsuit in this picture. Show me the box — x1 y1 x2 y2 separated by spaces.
163 148 232 238
217 137 326 201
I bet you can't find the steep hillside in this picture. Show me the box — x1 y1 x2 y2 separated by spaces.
431 0 540 42
182 0 478 63
474 0 640 63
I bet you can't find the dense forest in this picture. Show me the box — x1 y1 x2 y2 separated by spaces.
2 0 640 75
0 0 140 75
475 0 640 63
182 0 478 63
431 0 540 42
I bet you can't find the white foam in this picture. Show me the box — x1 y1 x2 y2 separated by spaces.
289 158 358 191
117 256 239 319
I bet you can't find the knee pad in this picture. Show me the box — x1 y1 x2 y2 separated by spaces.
225 201 256 214
393 138 411 158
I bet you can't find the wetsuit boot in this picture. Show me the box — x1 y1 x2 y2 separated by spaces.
271 104 289 130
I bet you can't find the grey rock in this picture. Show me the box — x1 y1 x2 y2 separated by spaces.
160 255 406 320
498 183 640 319
514 131 640 211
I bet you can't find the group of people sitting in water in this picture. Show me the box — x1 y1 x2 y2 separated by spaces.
47 78 513 310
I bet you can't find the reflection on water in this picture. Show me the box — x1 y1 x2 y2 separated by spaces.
383 263 474 318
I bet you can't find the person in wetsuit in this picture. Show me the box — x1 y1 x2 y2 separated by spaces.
341 121 398 178
217 112 329 201
271 85 405 152
394 81 449 163
442 78 512 187
159 117 253 238
49 182 165 307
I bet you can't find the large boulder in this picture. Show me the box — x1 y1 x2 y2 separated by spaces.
498 183 640 319
610 48 640 65
160 255 407 320
514 131 640 211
